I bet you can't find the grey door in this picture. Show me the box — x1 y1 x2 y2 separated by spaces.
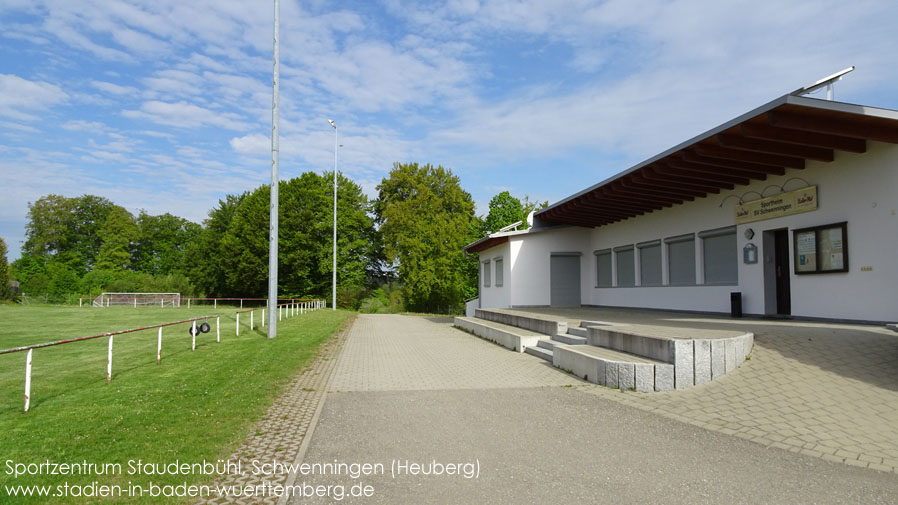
550 254 581 307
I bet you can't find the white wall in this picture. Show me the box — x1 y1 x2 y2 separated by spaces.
478 242 511 309
582 141 898 321
509 226 590 307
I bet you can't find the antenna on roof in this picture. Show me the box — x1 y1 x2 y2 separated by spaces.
790 66 855 100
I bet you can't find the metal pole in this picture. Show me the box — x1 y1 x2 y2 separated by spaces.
330 119 338 310
267 0 280 338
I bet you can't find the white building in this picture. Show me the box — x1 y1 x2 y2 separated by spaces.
466 91 898 323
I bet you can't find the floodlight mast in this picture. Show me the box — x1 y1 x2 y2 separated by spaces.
329 119 337 311
267 0 280 338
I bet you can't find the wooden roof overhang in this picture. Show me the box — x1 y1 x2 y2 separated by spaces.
465 235 509 254
536 95 898 229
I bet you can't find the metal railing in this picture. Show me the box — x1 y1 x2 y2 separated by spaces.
235 299 324 335
0 315 219 413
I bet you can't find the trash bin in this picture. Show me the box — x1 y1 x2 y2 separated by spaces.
730 292 742 318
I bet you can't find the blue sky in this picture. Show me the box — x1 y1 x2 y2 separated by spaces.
2 0 898 260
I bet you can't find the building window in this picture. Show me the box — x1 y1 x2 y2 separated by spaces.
637 240 662 286
614 245 635 287
482 260 491 287
595 249 612 288
666 234 696 286
700 226 737 285
494 258 504 286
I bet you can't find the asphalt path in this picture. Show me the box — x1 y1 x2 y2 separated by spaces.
287 315 898 504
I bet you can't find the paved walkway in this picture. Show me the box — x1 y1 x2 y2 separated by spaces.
503 307 898 472
330 315 577 391
287 315 898 504
196 316 354 505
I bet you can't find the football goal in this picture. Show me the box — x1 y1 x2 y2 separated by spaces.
94 293 182 308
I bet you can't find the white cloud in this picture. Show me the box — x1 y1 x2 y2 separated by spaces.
123 100 250 130
91 81 139 95
1 121 40 134
230 133 269 155
0 74 68 121
61 120 109 134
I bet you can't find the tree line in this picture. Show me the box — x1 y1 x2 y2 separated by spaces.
3 163 544 313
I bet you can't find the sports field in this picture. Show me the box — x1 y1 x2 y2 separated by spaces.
0 304 352 504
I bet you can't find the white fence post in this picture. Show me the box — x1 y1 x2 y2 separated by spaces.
24 349 32 413
107 336 113 384
188 298 191 309
216 316 220 343
240 299 243 309
157 327 162 364
262 309 265 327
192 320 197 350
79 298 82 307
236 313 240 336
251 310 254 330
214 299 217 309
134 297 137 308
279 306 282 321
161 298 164 308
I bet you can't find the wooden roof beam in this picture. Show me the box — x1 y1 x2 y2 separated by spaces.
768 110 898 144
680 151 786 176
599 188 674 209
570 204 643 220
693 144 805 169
716 134 834 162
625 176 708 199
575 197 647 216
615 180 691 203
664 158 766 182
634 171 724 194
545 210 608 227
740 124 866 153
653 162 749 186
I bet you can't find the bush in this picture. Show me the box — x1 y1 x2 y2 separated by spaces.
336 285 366 310
358 288 389 313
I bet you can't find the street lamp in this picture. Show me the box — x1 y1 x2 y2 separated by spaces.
328 119 337 311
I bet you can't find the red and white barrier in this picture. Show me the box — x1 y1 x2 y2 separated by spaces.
2 315 217 413
24 349 32 413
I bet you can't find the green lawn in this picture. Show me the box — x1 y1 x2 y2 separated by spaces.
0 304 353 504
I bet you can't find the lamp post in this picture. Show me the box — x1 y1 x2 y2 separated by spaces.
328 119 337 311
267 0 280 337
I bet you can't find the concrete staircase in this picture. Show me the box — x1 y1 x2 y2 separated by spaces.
454 309 753 392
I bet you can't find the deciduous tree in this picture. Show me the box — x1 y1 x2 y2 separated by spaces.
95 206 138 271
375 162 476 313
0 237 11 300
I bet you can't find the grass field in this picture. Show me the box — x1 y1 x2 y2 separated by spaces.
0 304 353 504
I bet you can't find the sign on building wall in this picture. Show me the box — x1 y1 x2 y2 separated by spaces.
734 186 818 224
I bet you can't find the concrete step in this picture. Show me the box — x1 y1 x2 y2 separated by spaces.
554 333 587 345
552 343 672 392
475 308 567 336
525 345 553 361
537 339 568 351
581 320 614 328
566 326 588 338
454 317 543 352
